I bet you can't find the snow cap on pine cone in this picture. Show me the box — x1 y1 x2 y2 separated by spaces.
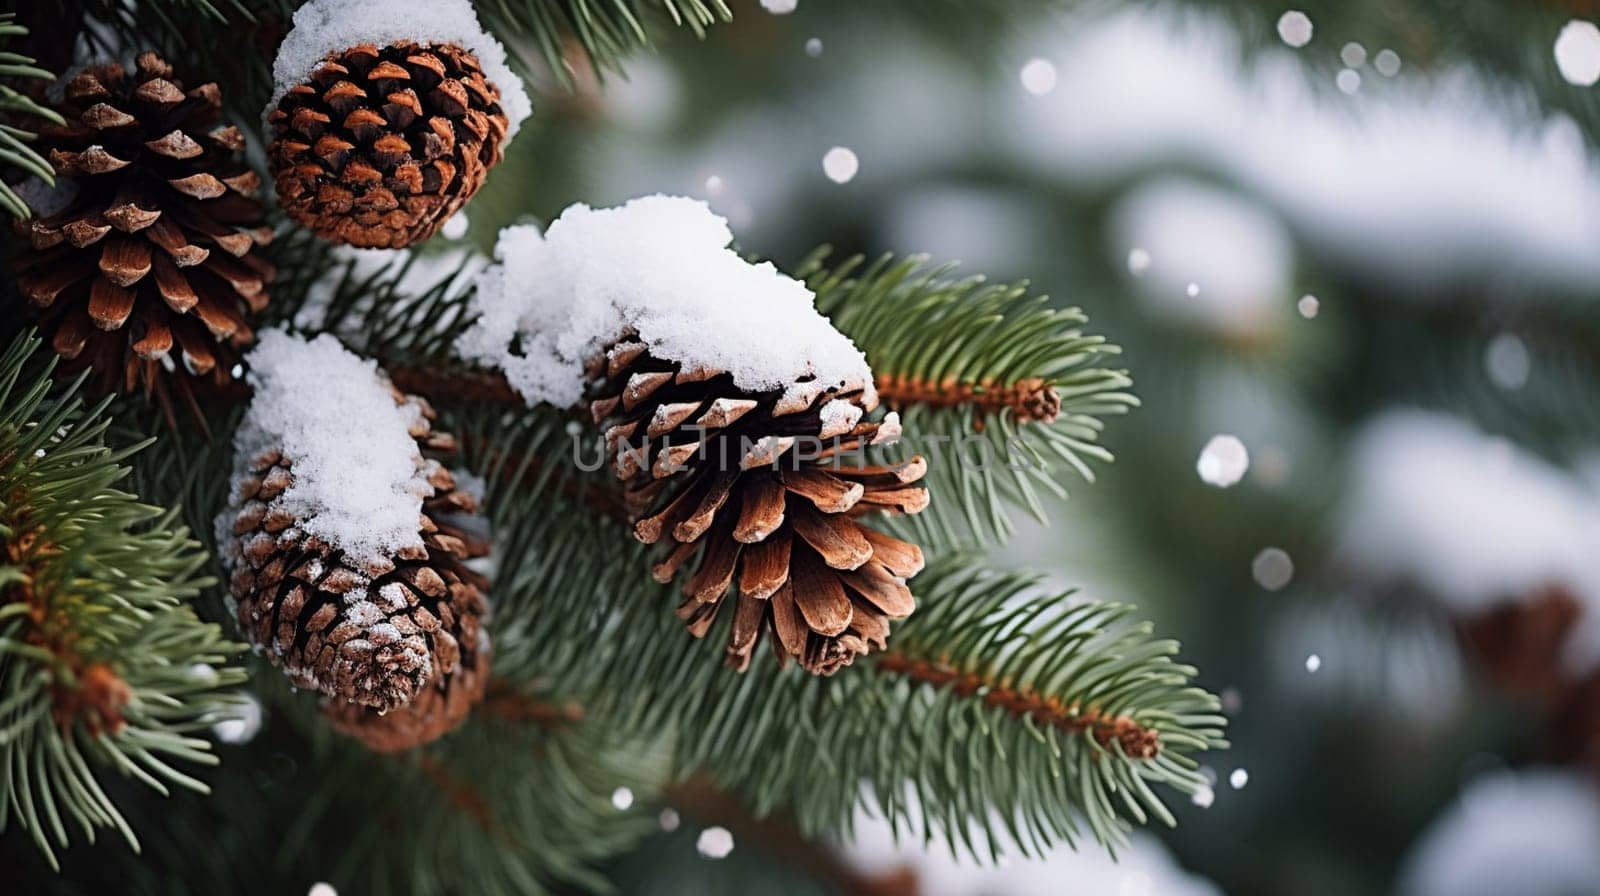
460 194 873 409
224 329 439 566
268 0 531 142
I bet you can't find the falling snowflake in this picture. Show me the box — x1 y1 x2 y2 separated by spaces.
1020 58 1058 95
1252 547 1294 591
212 692 263 745
697 826 735 859
1297 294 1320 318
1305 653 1323 674
761 0 797 14
805 38 823 57
1230 769 1250 790
1336 69 1362 94
1127 248 1152 276
1374 49 1402 77
1197 435 1250 487
1555 20 1600 86
823 146 860 183
1276 11 1314 48
611 787 634 810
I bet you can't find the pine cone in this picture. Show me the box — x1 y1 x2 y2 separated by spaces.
267 40 510 248
11 52 273 405
323 628 490 752
588 336 929 676
225 387 490 719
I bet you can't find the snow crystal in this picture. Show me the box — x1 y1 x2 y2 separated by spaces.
1375 49 1402 77
1399 769 1600 896
1276 11 1313 48
1555 20 1600 87
1229 769 1249 790
1020 58 1057 95
696 826 735 859
460 195 871 409
1252 547 1294 591
1484 333 1530 390
823 146 860 183
760 0 798 14
611 787 634 810
213 692 263 745
1197 434 1250 487
230 331 435 566
268 0 531 142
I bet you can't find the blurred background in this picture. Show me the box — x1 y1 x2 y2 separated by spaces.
404 1 1600 893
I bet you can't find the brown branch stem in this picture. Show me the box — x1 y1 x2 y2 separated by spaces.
874 652 1161 759
874 374 1061 426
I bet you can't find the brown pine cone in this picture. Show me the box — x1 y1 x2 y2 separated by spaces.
11 52 273 407
588 336 929 676
225 386 490 718
323 628 490 752
267 40 510 248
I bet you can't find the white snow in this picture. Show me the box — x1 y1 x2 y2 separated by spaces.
823 146 860 183
1019 58 1057 95
211 692 263 744
1399 769 1600 896
230 330 437 566
842 803 1221 896
460 195 871 409
1555 20 1600 87
1252 547 1294 591
1197 434 1250 487
1276 11 1313 48
1340 410 1600 670
696 826 735 859
1006 10 1600 293
1110 178 1294 339
268 0 531 142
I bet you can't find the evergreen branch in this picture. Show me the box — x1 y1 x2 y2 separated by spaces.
803 251 1137 549
477 0 732 86
448 412 1225 856
0 15 63 221
0 332 246 868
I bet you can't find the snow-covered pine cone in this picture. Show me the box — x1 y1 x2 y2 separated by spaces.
225 387 489 718
323 624 490 752
587 335 929 676
266 40 509 248
12 52 273 401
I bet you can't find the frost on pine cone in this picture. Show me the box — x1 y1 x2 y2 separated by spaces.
266 40 510 248
588 336 929 676
11 52 273 402
225 385 490 746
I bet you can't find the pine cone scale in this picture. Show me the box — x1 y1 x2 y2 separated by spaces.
588 336 928 675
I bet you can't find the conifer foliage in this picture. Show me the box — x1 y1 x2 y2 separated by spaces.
0 1 1230 892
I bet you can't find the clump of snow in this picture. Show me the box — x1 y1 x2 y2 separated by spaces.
461 195 871 408
1399 769 1600 896
1110 177 1294 339
228 330 436 566
268 0 531 142
842 803 1221 896
1006 10 1600 293
1340 411 1600 614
